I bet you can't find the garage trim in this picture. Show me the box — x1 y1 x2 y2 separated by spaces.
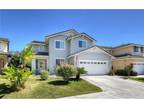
78 60 109 75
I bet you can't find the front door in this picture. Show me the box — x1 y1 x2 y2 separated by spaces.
38 59 47 70
35 59 47 74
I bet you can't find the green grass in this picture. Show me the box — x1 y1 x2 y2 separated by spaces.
0 76 102 99
130 77 144 83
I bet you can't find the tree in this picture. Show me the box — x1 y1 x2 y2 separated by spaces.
76 67 87 81
125 64 133 78
8 44 35 69
4 67 31 90
21 44 35 68
3 44 35 91
8 52 22 68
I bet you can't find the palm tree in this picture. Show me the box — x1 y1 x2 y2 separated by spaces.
3 44 35 90
21 44 35 68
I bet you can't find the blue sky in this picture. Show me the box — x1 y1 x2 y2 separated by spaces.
0 10 144 51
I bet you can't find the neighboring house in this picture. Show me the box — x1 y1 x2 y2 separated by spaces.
31 41 48 75
31 29 114 75
102 43 144 75
0 37 9 71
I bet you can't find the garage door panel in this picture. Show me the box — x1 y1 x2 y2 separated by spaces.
133 62 144 75
79 60 109 75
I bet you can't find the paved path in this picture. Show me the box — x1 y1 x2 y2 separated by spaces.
63 76 144 99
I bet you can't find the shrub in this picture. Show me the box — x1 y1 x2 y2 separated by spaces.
115 65 138 76
3 67 32 91
0 68 6 75
124 65 133 76
76 67 87 81
56 64 77 82
131 71 138 76
40 70 48 80
115 69 128 76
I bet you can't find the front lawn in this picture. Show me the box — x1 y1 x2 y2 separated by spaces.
130 77 144 83
0 76 102 99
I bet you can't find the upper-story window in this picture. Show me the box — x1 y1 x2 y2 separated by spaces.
39 45 45 51
141 47 144 53
55 40 65 50
33 45 46 52
134 46 139 52
78 40 87 48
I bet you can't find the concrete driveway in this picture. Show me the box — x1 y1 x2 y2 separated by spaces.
64 76 144 99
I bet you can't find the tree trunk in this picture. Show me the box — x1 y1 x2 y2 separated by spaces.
76 74 80 81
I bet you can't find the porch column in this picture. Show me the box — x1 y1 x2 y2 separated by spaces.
31 59 36 73
74 55 78 67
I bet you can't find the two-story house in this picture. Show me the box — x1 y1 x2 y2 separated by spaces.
102 43 144 75
31 41 48 74
31 29 114 75
112 43 144 75
0 37 9 71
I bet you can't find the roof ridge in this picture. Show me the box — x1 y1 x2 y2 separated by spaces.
0 37 9 42
114 43 144 49
45 29 78 37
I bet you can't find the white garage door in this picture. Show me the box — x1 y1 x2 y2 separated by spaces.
133 62 144 75
79 60 109 75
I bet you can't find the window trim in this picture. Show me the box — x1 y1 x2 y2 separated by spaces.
56 58 65 66
134 46 139 52
78 40 87 48
54 40 65 50
39 45 45 52
140 47 144 53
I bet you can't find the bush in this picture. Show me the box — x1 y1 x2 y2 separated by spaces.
131 71 138 76
0 68 6 75
115 69 128 76
76 67 87 81
115 69 138 76
40 70 48 80
56 64 77 82
3 67 32 91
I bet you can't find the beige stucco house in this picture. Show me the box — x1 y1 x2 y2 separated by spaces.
102 43 144 75
0 37 9 71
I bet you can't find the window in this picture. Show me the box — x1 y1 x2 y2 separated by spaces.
78 40 86 48
55 40 65 49
134 46 139 52
83 62 86 64
56 59 65 65
33 45 39 51
39 45 45 51
141 47 144 53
